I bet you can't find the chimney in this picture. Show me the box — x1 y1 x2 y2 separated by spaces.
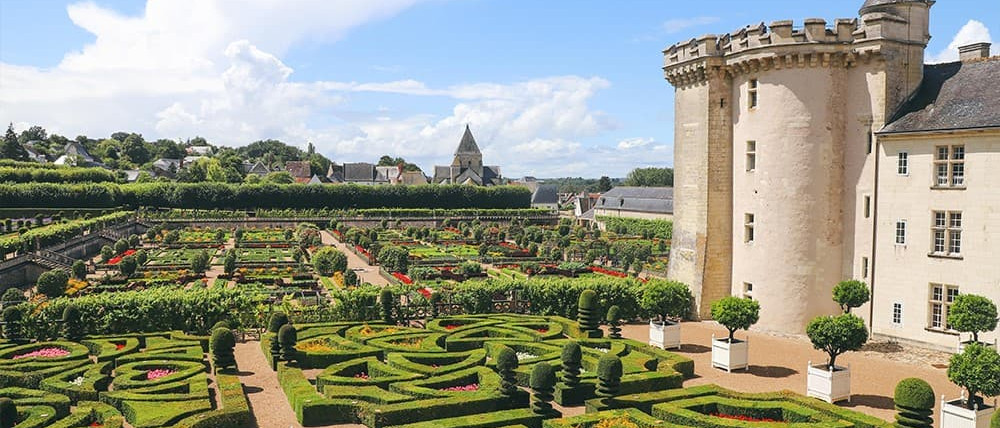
958 42 992 61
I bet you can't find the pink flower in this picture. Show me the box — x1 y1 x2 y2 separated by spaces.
440 383 479 392
146 369 176 380
12 347 70 359
354 372 370 380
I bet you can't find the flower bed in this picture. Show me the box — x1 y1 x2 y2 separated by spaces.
392 272 414 285
440 383 479 392
107 249 135 265
146 368 176 380
13 347 70 359
589 266 627 278
712 413 782 423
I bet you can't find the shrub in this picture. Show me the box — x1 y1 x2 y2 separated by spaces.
267 312 289 333
606 305 622 339
495 344 518 396
993 409 1000 428
118 255 137 277
380 288 395 325
0 397 14 428
378 246 410 274
893 378 934 428
37 269 69 298
100 245 114 262
278 324 298 362
212 320 232 331
560 341 582 387
211 327 237 372
312 247 347 276
947 294 998 343
62 304 84 341
2 307 22 340
530 362 557 416
1 288 22 305
190 249 211 272
947 343 1000 409
596 355 623 398
134 249 147 265
832 280 870 314
806 314 868 369
223 250 237 275
114 238 129 255
344 269 359 287
640 280 692 322
577 289 602 338
456 261 482 277
710 297 760 342
71 260 87 280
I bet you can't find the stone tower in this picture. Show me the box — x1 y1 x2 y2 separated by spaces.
663 0 933 332
452 125 484 178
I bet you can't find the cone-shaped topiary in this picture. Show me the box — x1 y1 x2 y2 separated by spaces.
2 307 22 342
211 327 237 372
62 304 84 342
495 345 518 396
267 312 288 333
530 362 557 417
596 354 623 399
577 289 602 338
560 341 582 387
381 288 395 325
606 305 622 339
0 397 14 428
893 378 934 428
278 324 298 362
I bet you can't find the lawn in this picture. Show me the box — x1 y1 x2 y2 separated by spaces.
145 248 218 267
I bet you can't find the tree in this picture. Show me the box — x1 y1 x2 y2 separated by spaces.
1 307 22 341
114 238 129 255
17 125 46 144
947 343 1000 409
278 324 298 362
380 288 395 324
62 305 84 341
596 176 613 192
118 256 137 277
211 327 237 372
806 313 868 369
223 250 237 275
0 396 16 428
1 124 27 161
312 247 347 276
832 280 870 314
378 246 409 274
344 270 359 287
268 312 289 333
263 171 294 184
190 249 211 272
1 288 22 305
100 245 114 262
893 378 935 428
948 294 998 343
710 297 759 342
640 280 693 323
623 167 673 187
606 305 623 339
36 270 69 298
72 260 87 280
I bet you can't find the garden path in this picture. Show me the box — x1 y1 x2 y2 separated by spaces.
319 230 389 286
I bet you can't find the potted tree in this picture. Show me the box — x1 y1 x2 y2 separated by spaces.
942 343 1000 428
948 294 998 353
832 280 870 314
709 296 759 372
640 281 693 350
805 313 868 403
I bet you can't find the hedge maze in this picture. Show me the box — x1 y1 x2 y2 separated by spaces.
0 332 250 428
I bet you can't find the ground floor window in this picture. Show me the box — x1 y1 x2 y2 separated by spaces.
892 302 903 326
928 283 959 330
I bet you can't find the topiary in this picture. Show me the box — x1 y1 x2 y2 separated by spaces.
278 324 298 362
267 312 288 333
211 327 237 372
833 280 871 314
710 296 760 342
62 304 84 342
639 280 693 323
596 355 623 399
1 288 22 305
948 294 998 344
947 343 1000 409
806 313 868 370
529 362 557 417
212 320 231 332
380 288 395 325
992 408 1000 428
577 289 602 338
495 345 518 396
0 397 15 428
606 305 622 339
893 378 934 428
71 260 87 280
2 307 22 342
36 269 69 298
560 341 582 387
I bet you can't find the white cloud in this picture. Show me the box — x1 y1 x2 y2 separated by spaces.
662 16 720 34
928 20 998 63
617 137 653 150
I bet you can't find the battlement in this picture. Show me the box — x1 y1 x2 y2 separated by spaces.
663 18 861 68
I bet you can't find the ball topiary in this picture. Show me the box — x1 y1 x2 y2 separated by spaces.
893 378 934 428
210 327 237 372
62 304 84 342
267 312 288 333
278 324 298 362
577 289 602 338
380 288 395 325
0 397 15 428
606 305 622 339
495 345 518 396
529 362 557 417
2 307 22 342
560 341 582 387
596 354 623 399
212 320 231 332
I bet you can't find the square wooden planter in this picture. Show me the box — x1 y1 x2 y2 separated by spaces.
941 397 996 428
806 362 851 403
648 320 681 350
711 335 748 372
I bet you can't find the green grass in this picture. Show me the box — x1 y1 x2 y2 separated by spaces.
146 249 218 267
236 248 294 263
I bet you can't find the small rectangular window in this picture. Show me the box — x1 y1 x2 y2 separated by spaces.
895 220 906 245
744 213 755 243
746 141 756 172
929 284 959 330
748 79 758 109
863 195 871 219
743 282 753 300
892 302 902 326
897 152 908 175
862 257 869 278
866 132 873 155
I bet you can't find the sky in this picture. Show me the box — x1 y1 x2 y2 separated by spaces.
1 0 997 178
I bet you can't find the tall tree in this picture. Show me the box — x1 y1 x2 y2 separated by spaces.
623 167 674 187
17 125 47 144
597 176 613 192
1 124 28 161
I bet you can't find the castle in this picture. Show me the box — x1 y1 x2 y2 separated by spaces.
663 0 1000 350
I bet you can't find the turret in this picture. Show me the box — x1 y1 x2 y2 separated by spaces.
857 0 934 116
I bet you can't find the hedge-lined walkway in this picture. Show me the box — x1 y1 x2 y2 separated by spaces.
320 230 389 286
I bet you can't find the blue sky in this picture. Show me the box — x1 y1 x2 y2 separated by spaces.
1 0 997 177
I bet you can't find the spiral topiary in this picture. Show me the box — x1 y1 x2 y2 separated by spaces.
62 304 84 342
530 362 557 417
0 397 14 428
429 291 442 318
596 354 623 399
2 307 22 342
893 378 934 428
560 341 582 387
267 312 288 333
210 327 237 372
495 345 518 396
381 288 395 325
606 305 622 339
278 324 298 362
577 289 602 338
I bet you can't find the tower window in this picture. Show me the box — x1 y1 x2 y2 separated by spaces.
745 141 756 172
864 195 871 219
862 256 869 278
744 213 755 243
748 79 759 109
867 132 873 154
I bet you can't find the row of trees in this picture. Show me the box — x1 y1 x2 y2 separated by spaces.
0 166 118 183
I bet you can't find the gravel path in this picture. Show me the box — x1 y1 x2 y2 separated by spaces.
319 230 388 286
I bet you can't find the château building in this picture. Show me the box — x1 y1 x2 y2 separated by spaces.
663 0 999 350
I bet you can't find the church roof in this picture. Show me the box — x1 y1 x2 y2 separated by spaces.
881 58 1000 134
455 125 481 155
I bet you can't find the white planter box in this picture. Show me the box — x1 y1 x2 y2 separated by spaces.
806 362 851 403
711 335 748 372
941 397 996 428
957 338 997 354
649 320 681 350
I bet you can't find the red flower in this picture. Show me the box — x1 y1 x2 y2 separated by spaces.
392 272 413 285
417 287 433 298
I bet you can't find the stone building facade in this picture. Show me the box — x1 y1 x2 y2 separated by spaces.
663 0 1000 350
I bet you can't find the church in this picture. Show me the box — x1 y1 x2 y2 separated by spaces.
432 125 504 186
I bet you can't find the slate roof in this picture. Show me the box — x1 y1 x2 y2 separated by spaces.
594 186 674 214
881 59 1000 134
344 163 375 182
285 161 312 178
455 124 481 155
152 158 181 171
531 185 559 206
400 171 428 185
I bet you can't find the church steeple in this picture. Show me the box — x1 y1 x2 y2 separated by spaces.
451 125 483 175
455 124 481 155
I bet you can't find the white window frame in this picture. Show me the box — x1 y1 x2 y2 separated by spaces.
743 282 753 300
933 145 965 188
895 220 907 245
745 141 756 172
748 79 759 109
744 213 755 244
930 211 962 256
897 151 909 175
928 284 959 330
